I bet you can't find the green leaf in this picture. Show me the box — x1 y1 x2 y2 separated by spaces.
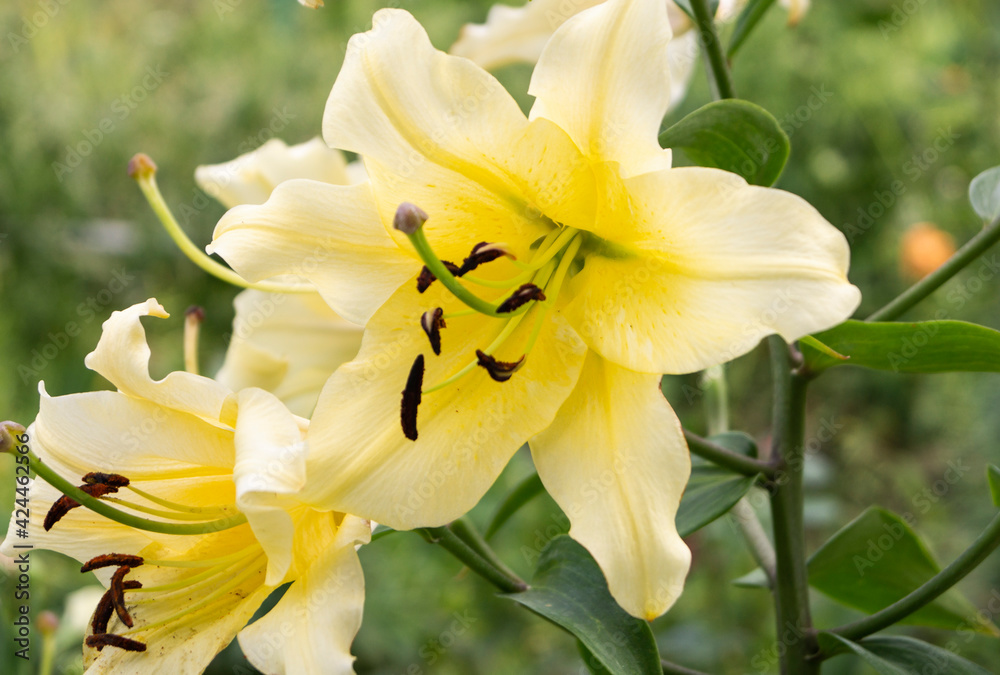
677 466 757 537
822 634 992 675
969 165 1000 222
732 567 769 589
485 472 544 539
800 320 1000 374
808 507 998 635
709 430 759 458
504 536 662 675
988 465 1000 508
659 99 790 186
727 0 778 58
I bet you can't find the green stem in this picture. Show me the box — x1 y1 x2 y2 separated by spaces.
684 429 774 478
661 658 713 675
485 472 545 539
826 510 1000 646
726 0 778 58
420 526 529 594
25 448 247 535
448 517 525 586
866 214 1000 321
38 632 56 675
690 0 737 99
767 336 820 674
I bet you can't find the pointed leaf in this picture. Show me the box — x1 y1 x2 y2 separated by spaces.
727 0 778 58
989 465 1000 508
801 320 1000 374
732 567 769 589
808 507 997 635
504 536 661 675
823 634 993 675
677 466 757 537
709 430 759 458
659 99 790 186
969 166 1000 223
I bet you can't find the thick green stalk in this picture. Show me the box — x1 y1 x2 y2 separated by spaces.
826 510 1000 646
684 429 775 478
420 526 529 594
767 336 820 674
448 517 526 586
866 214 1000 321
690 0 737 99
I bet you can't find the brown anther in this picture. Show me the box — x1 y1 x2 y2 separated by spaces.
81 554 144 573
401 355 425 441
92 581 142 635
86 633 147 653
416 260 461 293
420 308 446 356
457 241 513 276
475 350 525 383
109 566 135 628
44 483 122 531
81 472 130 488
496 283 546 313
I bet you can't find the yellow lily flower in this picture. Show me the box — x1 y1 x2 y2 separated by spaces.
1 300 369 674
209 0 860 619
196 139 366 418
449 0 742 109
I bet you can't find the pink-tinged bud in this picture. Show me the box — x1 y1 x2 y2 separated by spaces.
127 153 157 180
36 611 59 636
0 421 26 455
393 202 429 234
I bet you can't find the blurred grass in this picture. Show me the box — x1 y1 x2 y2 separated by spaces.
1 0 1000 673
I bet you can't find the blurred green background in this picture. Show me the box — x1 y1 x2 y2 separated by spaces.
1 0 999 672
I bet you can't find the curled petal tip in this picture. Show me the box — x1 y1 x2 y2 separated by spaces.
393 202 429 234
127 153 157 180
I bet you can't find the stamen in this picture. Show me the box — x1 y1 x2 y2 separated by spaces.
457 242 514 275
110 566 136 628
421 308 446 356
184 306 204 375
475 351 525 383
82 554 144 573
496 284 546 313
128 153 312 295
124 485 232 516
85 633 147 653
417 260 461 294
100 496 237 521
82 472 130 488
401 355 425 441
130 548 258 594
92 581 142 634
45 483 121 531
24 449 249 535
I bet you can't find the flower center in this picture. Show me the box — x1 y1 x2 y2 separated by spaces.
393 203 585 440
35 465 263 653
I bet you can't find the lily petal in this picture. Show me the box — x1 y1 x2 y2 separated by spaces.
209 180 418 326
195 138 355 209
233 388 308 586
528 0 674 177
301 280 588 528
564 167 862 374
215 289 363 417
84 300 235 424
530 353 691 620
238 516 369 675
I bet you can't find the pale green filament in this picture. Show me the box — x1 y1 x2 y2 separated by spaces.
523 234 583 356
122 554 266 635
126 485 233 516
134 171 312 294
101 497 235 522
144 544 260 570
25 448 247 535
132 546 260 594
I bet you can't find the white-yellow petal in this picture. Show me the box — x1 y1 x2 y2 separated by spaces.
563 167 862 374
301 279 588 528
530 353 691 620
84 299 234 424
238 516 369 675
195 138 355 209
209 180 418 326
233 388 308 585
528 0 674 177
215 289 363 417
